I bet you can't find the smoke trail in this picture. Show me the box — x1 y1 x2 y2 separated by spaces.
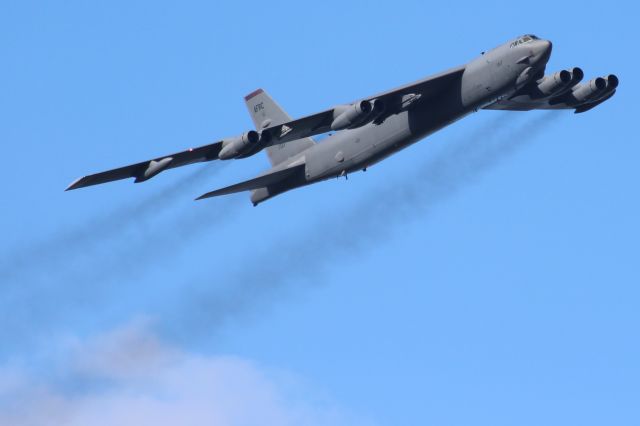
161 112 564 341
60 194 242 309
0 197 243 354
0 163 223 284
0 163 237 350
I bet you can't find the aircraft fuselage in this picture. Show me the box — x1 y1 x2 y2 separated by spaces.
66 35 616 200
251 37 552 205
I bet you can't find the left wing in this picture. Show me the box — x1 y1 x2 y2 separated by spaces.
484 68 618 114
67 66 466 191
66 141 223 190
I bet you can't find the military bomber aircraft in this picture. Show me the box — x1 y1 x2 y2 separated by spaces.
66 35 618 205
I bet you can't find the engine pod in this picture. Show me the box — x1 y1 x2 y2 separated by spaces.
330 101 373 131
218 131 260 160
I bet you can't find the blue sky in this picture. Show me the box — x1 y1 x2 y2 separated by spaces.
1 1 638 425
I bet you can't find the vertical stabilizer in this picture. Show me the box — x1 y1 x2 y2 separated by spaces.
244 89 315 166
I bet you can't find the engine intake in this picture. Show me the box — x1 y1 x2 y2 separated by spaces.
585 74 619 103
330 101 373 131
218 131 260 160
571 67 585 83
535 68 583 98
605 74 619 90
537 70 571 96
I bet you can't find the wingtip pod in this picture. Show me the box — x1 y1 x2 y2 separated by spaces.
134 157 173 183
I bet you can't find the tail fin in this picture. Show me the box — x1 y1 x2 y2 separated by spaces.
244 89 315 166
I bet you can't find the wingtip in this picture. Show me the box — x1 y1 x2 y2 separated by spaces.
65 177 84 191
195 189 221 201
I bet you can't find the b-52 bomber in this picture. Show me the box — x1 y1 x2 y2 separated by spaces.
67 35 618 205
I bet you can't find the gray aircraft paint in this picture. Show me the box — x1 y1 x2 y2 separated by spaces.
248 37 553 205
66 35 617 205
243 89 316 166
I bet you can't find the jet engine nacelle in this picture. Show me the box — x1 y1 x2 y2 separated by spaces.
574 74 619 113
330 100 373 131
536 67 583 97
218 131 260 160
571 77 607 103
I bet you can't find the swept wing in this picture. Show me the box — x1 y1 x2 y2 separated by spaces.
195 164 305 200
66 66 465 191
258 66 466 146
66 141 223 190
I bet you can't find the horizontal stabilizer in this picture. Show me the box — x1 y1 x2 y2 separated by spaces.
196 164 304 200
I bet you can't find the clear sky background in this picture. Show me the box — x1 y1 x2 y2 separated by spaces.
1 1 638 425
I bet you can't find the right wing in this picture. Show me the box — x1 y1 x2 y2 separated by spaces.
66 141 223 190
258 65 466 147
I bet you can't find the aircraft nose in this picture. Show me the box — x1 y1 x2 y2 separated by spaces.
537 39 552 62
541 39 552 53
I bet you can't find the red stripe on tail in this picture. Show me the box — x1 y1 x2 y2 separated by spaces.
244 88 264 101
